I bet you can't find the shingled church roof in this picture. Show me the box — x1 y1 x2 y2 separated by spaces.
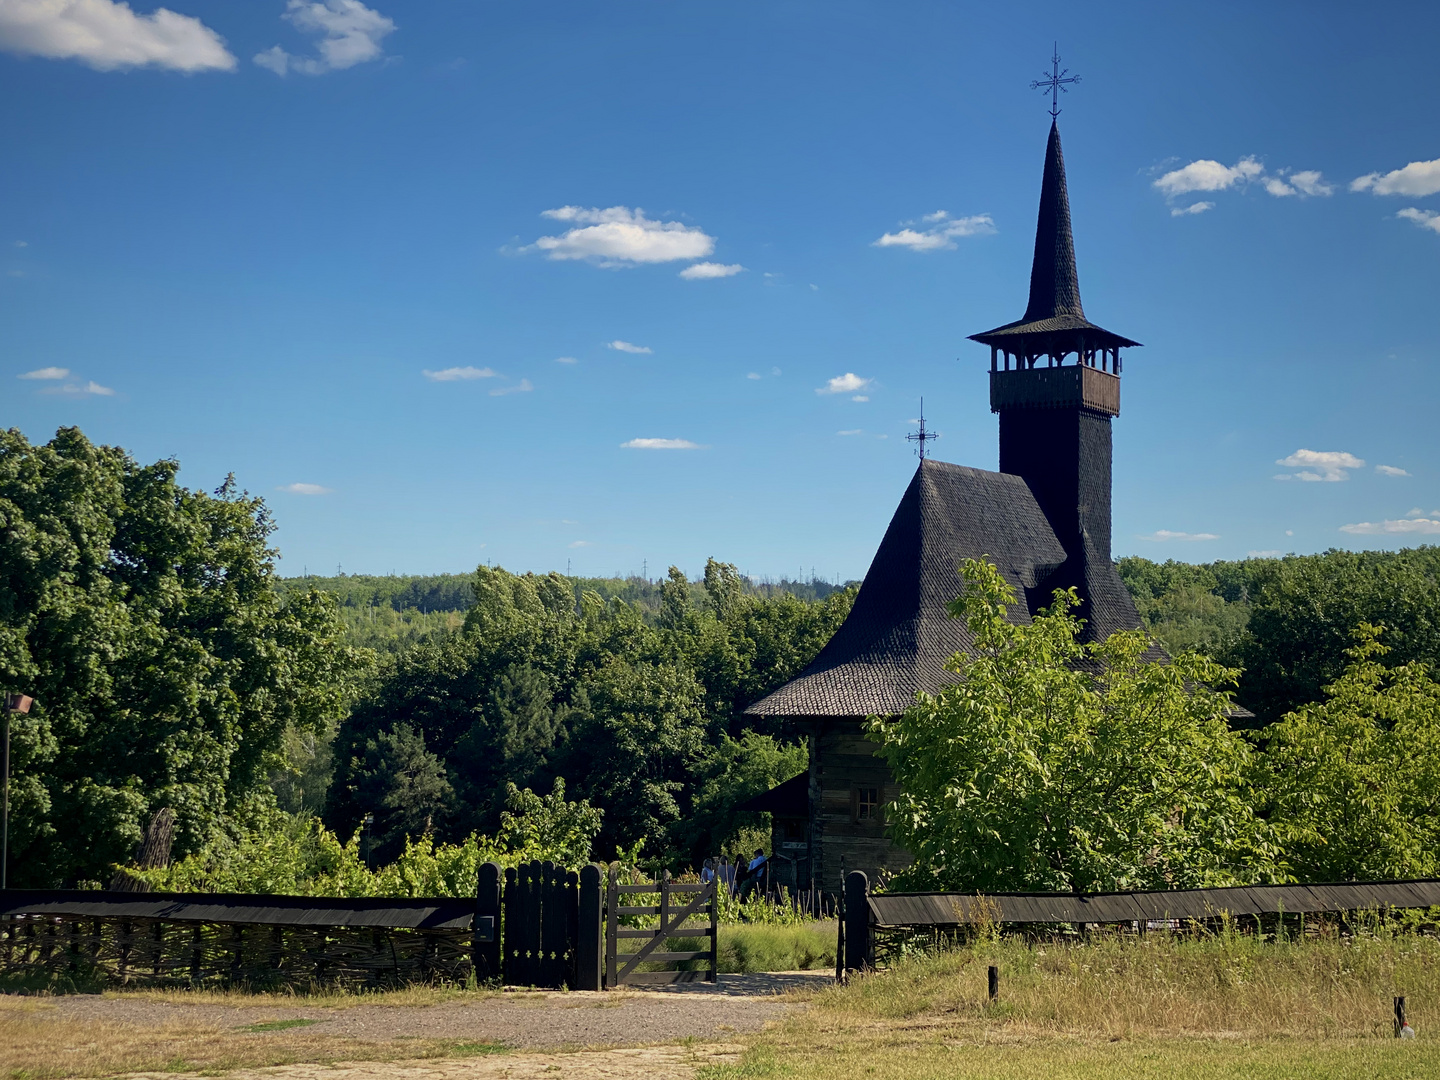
970 121 1139 354
745 459 1144 720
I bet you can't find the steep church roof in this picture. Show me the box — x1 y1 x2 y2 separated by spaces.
744 459 1136 719
970 122 1139 354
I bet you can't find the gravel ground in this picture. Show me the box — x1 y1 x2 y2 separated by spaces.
46 974 831 1050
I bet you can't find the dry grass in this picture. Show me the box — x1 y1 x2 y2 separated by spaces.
698 929 1440 1080
98 983 498 1010
0 996 505 1080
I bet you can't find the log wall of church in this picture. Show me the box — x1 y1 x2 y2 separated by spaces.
810 718 912 892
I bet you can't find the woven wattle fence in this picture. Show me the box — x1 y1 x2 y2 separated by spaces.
0 890 476 988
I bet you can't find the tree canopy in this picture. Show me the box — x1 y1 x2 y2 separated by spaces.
0 427 369 886
873 558 1278 894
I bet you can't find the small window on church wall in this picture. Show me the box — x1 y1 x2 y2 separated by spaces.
855 786 880 822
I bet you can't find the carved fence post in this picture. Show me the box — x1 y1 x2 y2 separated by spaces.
473 861 502 982
576 864 602 991
843 870 870 975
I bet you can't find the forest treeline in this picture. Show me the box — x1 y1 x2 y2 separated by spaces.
7 427 1440 889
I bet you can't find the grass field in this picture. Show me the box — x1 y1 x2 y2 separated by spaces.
703 929 1440 1080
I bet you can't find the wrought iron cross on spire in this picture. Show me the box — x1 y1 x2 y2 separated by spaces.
1031 43 1080 119
907 399 939 460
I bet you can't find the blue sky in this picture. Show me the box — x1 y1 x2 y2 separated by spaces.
3 0 1438 581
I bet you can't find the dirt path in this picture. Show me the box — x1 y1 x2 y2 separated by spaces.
44 973 831 1050
124 1045 745 1080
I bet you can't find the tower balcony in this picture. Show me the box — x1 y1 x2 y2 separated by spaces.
990 364 1119 417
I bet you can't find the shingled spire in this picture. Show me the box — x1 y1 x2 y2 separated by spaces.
970 121 1137 364
1024 121 1084 325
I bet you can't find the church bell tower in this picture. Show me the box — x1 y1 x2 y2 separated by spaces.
969 120 1141 638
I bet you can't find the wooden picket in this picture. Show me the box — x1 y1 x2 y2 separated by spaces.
502 860 578 988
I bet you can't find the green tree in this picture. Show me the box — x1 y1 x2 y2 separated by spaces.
873 558 1277 894
497 777 603 867
1256 625 1440 882
674 730 807 865
0 427 368 885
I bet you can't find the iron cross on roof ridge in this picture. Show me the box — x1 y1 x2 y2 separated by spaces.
906 399 939 460
1031 44 1080 119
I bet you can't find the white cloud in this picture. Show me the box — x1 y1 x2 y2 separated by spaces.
746 372 761 380
817 372 872 395
44 379 114 396
873 212 996 252
526 206 714 267
1397 208 1440 235
771 367 781 376
1248 550 1283 558
554 356 578 364
1170 201 1214 217
1340 517 1440 536
568 540 591 548
255 0 394 76
13 240 27 247
851 395 869 402
1137 530 1221 542
0 0 235 71
621 438 701 450
1153 157 1263 197
1274 449 1364 482
1375 464 1411 477
837 429 863 436
18 366 69 380
1263 170 1334 198
680 261 744 280
607 340 651 354
489 379 532 397
1351 158 1440 197
423 366 496 381
278 482 333 496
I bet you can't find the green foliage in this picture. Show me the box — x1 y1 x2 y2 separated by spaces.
874 558 1278 894
326 559 853 862
0 427 371 886
1256 626 1440 882
136 778 601 896
677 732 808 865
1117 549 1440 723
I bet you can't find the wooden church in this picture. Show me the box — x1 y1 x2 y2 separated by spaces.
740 119 1148 890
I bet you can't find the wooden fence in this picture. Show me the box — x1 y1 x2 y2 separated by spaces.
604 869 717 986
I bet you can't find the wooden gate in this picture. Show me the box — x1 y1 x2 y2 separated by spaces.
604 869 717 986
503 861 579 988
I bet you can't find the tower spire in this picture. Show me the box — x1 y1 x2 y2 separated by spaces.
1023 121 1085 326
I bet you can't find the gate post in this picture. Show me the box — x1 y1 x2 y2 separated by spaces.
843 870 869 975
474 861 502 982
576 864 603 991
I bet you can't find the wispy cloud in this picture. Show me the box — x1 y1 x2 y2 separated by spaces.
1397 208 1440 235
1263 170 1334 198
568 540 591 548
489 379 533 397
680 261 744 280
1274 449 1364 482
1154 157 1264 197
423 366 496 381
44 380 115 397
817 373 872 399
255 0 395 76
1341 516 1440 536
873 211 996 252
1375 464 1411 477
621 438 701 450
278 482 333 495
1351 158 1440 198
1248 550 1283 558
524 206 714 267
1137 530 1221 542
18 366 69 380
837 429 863 436
1154 157 1332 211
607 340 651 354
0 0 235 71
554 356 578 364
